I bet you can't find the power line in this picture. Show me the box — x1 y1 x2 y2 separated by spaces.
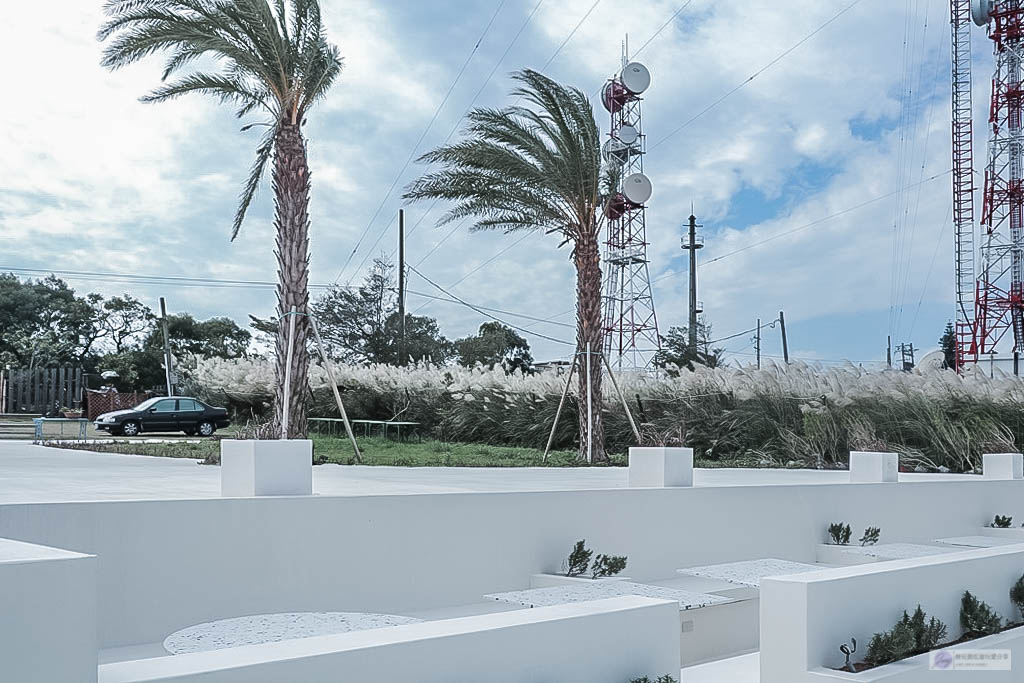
406 288 574 328
631 0 694 59
648 0 866 151
0 266 342 291
648 170 951 285
334 0 510 285
539 0 601 72
407 264 573 345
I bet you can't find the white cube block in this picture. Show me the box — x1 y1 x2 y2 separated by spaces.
983 453 1024 480
849 451 899 483
221 439 313 497
628 447 693 487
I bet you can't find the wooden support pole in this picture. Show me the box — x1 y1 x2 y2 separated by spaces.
281 306 297 440
601 350 640 444
543 358 578 462
310 315 362 463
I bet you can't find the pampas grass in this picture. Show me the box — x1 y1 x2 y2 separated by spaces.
188 357 1024 471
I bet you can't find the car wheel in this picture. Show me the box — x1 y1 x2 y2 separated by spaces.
198 421 216 437
121 421 141 437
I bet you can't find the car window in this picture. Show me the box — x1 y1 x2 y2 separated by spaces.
135 397 160 411
178 399 200 412
152 399 178 413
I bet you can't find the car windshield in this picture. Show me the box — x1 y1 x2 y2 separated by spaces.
133 398 162 411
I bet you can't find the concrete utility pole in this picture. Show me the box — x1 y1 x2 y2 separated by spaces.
398 209 406 366
159 297 174 396
755 318 762 370
887 335 892 369
778 310 790 364
681 213 703 350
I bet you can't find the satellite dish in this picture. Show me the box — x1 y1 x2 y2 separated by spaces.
972 0 992 25
602 81 629 113
918 350 948 372
617 124 639 145
620 62 651 94
602 139 629 166
622 173 653 204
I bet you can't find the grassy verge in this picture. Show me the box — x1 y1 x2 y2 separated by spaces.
47 435 629 467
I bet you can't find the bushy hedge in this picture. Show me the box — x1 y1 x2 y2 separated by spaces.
189 357 1024 471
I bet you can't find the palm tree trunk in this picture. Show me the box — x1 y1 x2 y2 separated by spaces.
575 228 606 463
272 121 311 439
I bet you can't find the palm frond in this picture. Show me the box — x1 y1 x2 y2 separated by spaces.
232 124 277 240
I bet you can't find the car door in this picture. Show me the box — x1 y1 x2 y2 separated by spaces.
176 399 203 432
144 399 179 432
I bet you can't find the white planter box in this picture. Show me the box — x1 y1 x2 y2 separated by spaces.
980 526 1024 540
849 451 899 483
983 453 1024 480
815 543 877 566
529 573 632 588
221 439 313 497
628 447 693 487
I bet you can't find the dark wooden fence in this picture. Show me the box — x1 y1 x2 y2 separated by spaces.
2 366 84 414
84 390 153 421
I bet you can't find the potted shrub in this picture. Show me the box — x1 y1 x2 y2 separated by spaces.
530 540 630 588
817 523 883 565
981 514 1024 540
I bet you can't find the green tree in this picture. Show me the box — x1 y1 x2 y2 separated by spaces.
312 258 396 363
939 321 956 370
144 314 251 360
405 70 611 462
95 295 156 353
0 275 105 367
99 0 343 438
455 322 533 373
654 322 724 374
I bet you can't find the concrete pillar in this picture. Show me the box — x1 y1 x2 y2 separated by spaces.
983 453 1024 480
221 439 313 496
628 447 694 487
849 451 899 483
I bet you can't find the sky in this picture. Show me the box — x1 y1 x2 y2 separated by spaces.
0 0 994 367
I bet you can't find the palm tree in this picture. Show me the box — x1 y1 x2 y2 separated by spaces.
99 0 342 438
404 69 610 462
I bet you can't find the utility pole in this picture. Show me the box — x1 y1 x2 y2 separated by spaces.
681 213 703 351
778 310 790 364
755 318 762 370
159 297 174 396
898 342 916 372
887 335 892 369
398 209 406 366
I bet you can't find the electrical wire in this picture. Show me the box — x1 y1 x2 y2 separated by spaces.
0 266 341 291
334 0 510 285
405 288 574 328
648 0 866 152
407 264 573 345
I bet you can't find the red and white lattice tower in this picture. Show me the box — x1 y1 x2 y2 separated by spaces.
600 55 660 370
967 0 1024 365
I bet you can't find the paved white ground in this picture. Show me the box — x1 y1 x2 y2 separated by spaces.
0 441 980 503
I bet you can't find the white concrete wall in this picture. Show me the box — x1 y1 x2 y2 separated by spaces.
0 478 1020 649
98 596 679 683
0 537 97 683
761 546 1024 683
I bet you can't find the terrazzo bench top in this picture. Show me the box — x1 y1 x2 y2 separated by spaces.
831 543 962 560
484 581 730 611
677 558 822 587
935 536 1024 549
163 612 423 654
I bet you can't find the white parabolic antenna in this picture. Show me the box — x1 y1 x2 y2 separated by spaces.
917 350 947 372
602 139 629 165
617 123 639 145
620 62 651 94
972 0 993 26
623 173 652 204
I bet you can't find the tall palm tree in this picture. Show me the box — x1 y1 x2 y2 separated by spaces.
99 0 342 438
404 69 610 462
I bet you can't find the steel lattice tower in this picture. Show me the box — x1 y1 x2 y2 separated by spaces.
600 58 660 370
950 0 978 369
975 0 1024 360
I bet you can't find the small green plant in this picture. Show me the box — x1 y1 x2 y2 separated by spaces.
960 591 1003 638
592 553 628 579
839 637 857 672
862 606 947 668
828 522 852 545
566 540 592 577
992 515 1014 528
1011 574 1024 620
859 526 881 546
629 676 677 683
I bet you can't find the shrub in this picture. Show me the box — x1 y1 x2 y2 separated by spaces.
1011 574 1024 621
630 677 677 683
828 522 852 545
859 526 881 546
992 515 1013 528
863 606 947 667
566 540 592 577
592 554 628 578
960 591 1003 638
